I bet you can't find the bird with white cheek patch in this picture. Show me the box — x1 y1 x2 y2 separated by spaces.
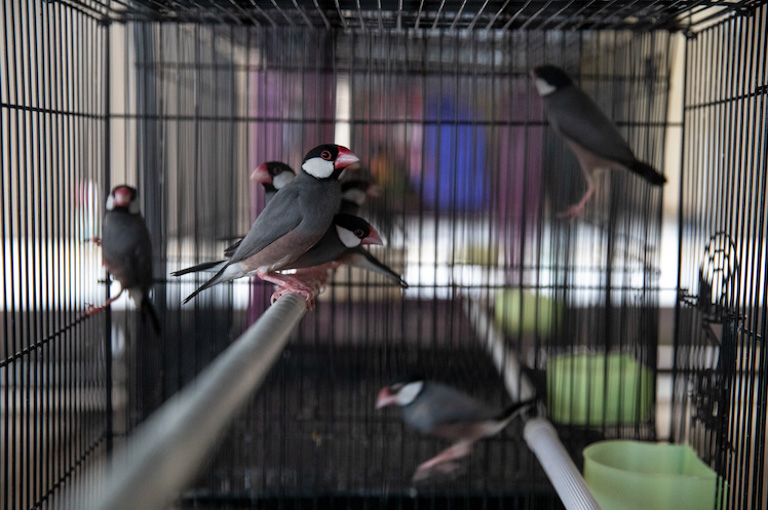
222 162 298 259
376 375 534 481
86 185 160 333
179 144 359 305
269 214 384 302
531 65 666 220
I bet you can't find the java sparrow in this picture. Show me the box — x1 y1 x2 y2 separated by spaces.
268 214 385 302
87 185 160 333
376 375 533 481
250 161 297 207
531 65 666 219
179 144 359 304
223 162 298 258
339 171 380 215
172 162 298 276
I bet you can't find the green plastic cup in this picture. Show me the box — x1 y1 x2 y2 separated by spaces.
547 353 652 425
583 440 723 510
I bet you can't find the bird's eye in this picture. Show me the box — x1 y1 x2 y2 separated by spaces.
320 150 332 160
354 229 365 238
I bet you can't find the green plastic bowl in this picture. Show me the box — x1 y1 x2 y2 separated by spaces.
547 353 652 425
494 289 561 338
584 440 723 510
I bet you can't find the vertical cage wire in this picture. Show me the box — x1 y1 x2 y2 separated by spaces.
5 0 733 508
673 3 768 509
1 1 110 509
97 25 669 506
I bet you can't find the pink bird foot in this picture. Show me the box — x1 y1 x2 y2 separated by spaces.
412 441 472 482
82 289 124 318
557 184 595 222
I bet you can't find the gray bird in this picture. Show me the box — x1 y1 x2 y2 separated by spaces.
180 144 359 304
173 162 298 275
339 170 380 215
268 214 384 302
376 375 533 481
250 161 297 206
288 214 383 270
531 65 666 219
87 185 160 333
222 162 298 258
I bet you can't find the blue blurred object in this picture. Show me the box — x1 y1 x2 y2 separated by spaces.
418 95 487 211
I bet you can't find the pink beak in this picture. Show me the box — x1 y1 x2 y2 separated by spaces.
362 226 383 246
376 387 398 409
113 188 132 207
250 163 272 183
334 146 360 170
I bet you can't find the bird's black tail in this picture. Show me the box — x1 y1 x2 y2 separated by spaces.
347 248 409 288
182 263 238 305
141 297 161 334
223 239 242 258
496 398 537 423
171 260 226 276
629 160 666 185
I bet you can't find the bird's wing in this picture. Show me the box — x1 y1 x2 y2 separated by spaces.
417 383 498 424
230 186 303 263
283 227 344 269
223 238 242 258
132 219 155 287
546 87 637 167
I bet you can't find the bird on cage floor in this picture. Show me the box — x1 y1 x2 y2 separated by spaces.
530 65 667 221
376 375 535 482
174 144 361 306
85 185 161 333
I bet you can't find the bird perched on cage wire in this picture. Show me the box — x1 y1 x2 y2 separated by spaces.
177 144 360 305
376 375 534 481
86 185 161 333
530 65 667 220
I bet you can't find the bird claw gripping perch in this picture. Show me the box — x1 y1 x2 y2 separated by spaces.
270 286 317 310
268 265 332 309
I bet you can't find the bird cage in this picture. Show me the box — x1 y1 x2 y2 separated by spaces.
1 1 766 510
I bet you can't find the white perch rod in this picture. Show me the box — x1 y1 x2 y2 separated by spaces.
464 299 601 510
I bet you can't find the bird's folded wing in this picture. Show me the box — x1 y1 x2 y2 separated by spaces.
230 186 303 263
548 87 637 167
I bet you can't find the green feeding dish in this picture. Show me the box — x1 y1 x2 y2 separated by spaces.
584 440 724 510
547 353 652 425
494 289 561 338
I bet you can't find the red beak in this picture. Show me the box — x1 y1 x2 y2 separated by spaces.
362 226 383 246
113 187 132 207
251 163 272 183
334 146 360 170
375 387 397 409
